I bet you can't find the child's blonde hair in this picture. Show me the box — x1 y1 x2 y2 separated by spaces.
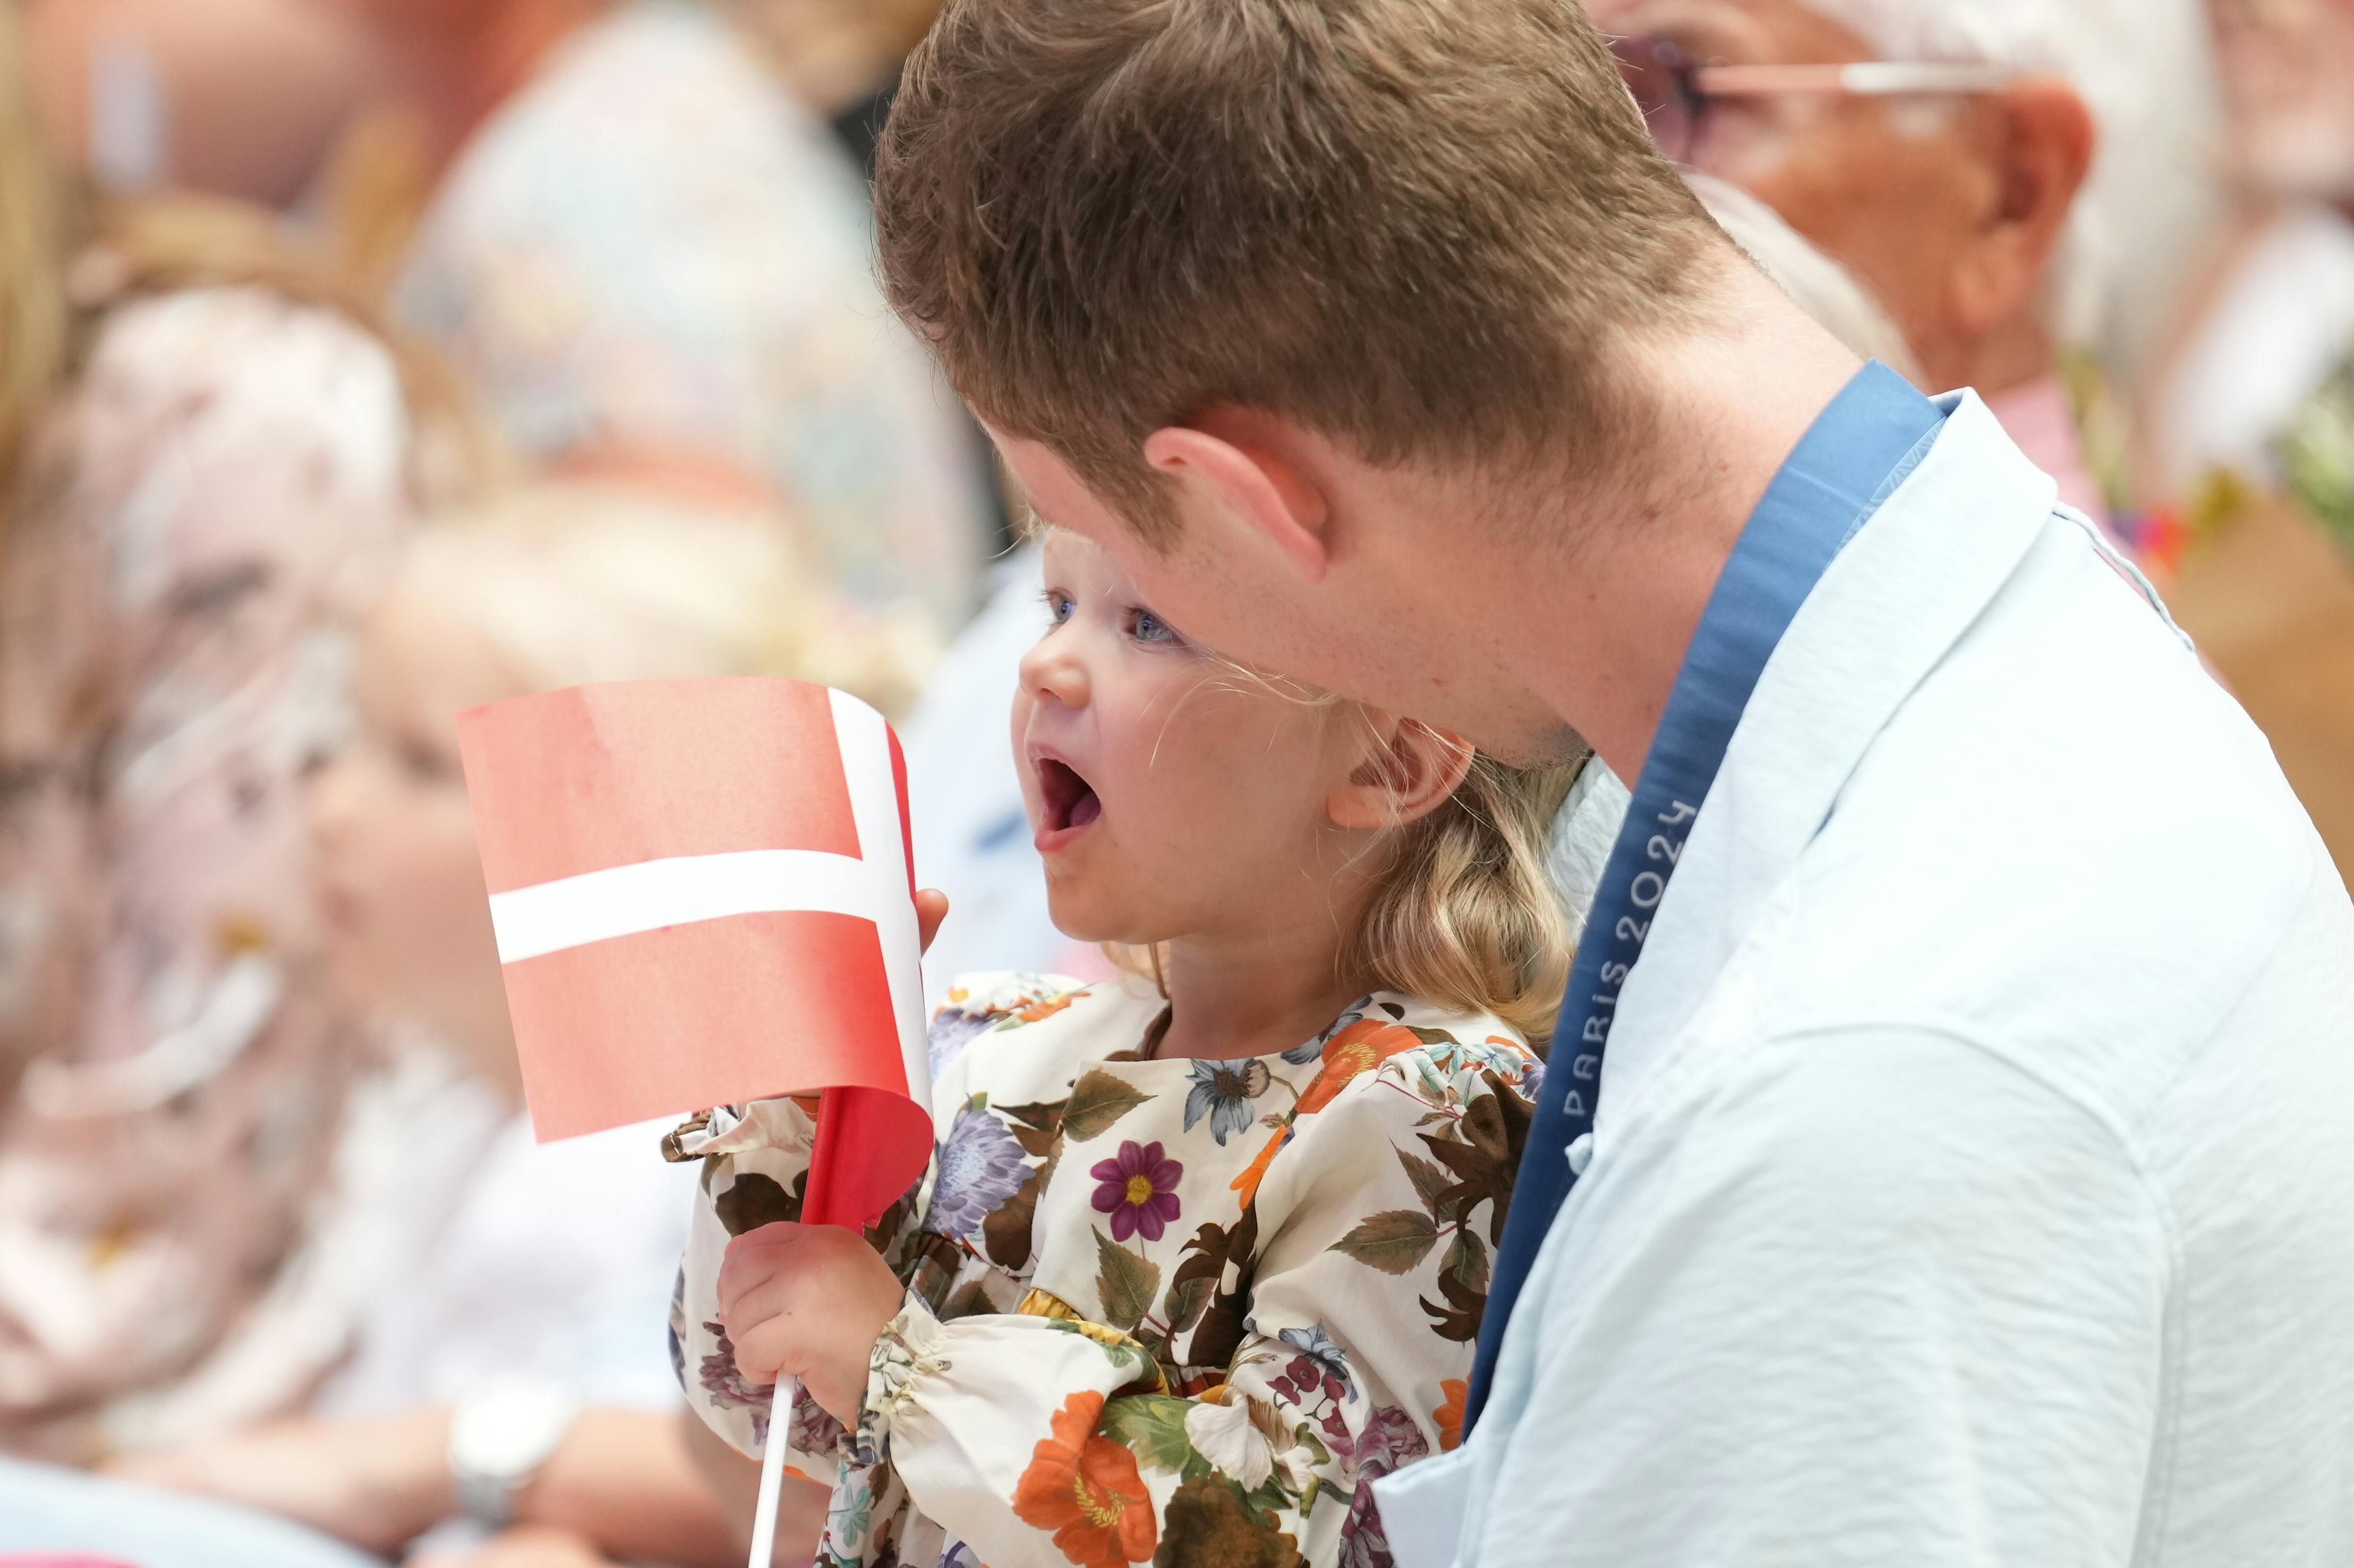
1347 743 1581 1049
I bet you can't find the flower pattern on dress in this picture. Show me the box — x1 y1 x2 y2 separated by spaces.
789 1384 851 1460
698 1320 774 1445
672 975 1539 1568
1432 1379 1468 1453
1275 1324 1357 1407
1331 1402 1427 1480
1296 1020 1423 1115
1090 1140 1184 1243
1013 1391 1159 1568
1184 1058 1274 1145
925 1106 1032 1240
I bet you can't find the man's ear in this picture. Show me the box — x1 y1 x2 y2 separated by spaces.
1142 418 1333 583
1949 76 2095 335
1327 716 1477 832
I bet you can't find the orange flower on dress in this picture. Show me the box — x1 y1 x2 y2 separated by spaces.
1433 1378 1468 1452
1294 1020 1421 1115
1229 1128 1287 1209
1017 993 1077 1025
1013 1390 1159 1567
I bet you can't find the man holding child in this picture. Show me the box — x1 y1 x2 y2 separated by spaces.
857 1 2354 1564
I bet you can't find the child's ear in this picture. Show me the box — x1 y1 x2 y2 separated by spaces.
1327 717 1475 831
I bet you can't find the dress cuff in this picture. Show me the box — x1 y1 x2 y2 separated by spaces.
854 1293 954 1468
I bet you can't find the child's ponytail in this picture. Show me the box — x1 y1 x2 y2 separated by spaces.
1345 750 1582 1051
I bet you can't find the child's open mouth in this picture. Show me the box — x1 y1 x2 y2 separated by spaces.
1035 757 1102 847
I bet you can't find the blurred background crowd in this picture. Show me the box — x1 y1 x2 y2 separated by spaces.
0 0 2348 1565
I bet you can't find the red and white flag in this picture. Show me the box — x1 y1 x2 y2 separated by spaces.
456 677 932 1226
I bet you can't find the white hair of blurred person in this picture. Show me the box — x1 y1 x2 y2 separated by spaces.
1687 172 1924 380
1802 0 2227 383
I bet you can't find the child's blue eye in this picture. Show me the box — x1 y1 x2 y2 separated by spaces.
1042 590 1076 625
1130 609 1179 644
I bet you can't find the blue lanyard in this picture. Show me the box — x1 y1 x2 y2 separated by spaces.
1465 363 1947 1426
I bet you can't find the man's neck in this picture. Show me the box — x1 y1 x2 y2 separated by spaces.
381 0 602 175
1501 274 1865 782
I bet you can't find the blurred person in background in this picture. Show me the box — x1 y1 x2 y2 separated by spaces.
18 0 377 204
2149 0 2354 542
0 0 494 1461
345 0 994 636
2140 0 2354 887
736 0 942 172
32 487 926 1568
1591 0 2224 547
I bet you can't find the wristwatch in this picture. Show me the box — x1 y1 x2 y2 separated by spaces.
448 1378 579 1529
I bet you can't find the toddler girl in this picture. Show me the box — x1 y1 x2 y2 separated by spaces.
672 526 1579 1568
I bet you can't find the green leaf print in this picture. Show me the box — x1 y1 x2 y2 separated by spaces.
1163 1270 1214 1335
1394 1147 1453 1220
1444 1226 1490 1292
1063 1069 1157 1143
1095 1228 1165 1331
1328 1209 1439 1275
1103 1394 1206 1478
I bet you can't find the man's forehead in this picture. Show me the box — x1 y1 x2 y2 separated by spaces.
992 431 1116 538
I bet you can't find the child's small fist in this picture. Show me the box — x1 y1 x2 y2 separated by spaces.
715 1220 907 1424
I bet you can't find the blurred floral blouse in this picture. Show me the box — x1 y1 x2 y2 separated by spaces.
0 285 407 1459
392 0 991 633
673 973 1540 1568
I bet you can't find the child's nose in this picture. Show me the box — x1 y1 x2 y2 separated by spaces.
1019 632 1090 710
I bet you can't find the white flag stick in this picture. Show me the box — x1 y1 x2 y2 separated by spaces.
748 1375 799 1568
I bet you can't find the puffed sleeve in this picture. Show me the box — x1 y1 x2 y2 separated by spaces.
670 973 1091 1467
852 1045 1534 1568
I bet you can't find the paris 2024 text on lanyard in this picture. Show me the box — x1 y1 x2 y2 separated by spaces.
1464 361 1949 1427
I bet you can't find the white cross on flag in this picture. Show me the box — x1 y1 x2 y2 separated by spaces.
456 677 932 1229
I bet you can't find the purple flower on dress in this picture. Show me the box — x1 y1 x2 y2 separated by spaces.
787 1383 849 1458
1332 1403 1429 1478
1337 1475 1396 1568
927 1004 996 1076
1090 1139 1184 1242
698 1320 773 1446
923 1106 1032 1239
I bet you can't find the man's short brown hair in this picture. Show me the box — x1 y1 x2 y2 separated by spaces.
874 0 1725 538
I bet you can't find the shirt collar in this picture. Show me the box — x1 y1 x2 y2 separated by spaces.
1601 389 2058 1121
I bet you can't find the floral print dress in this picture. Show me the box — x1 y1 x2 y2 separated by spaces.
670 973 1542 1568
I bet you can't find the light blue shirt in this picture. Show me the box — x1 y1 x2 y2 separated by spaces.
1378 393 2354 1567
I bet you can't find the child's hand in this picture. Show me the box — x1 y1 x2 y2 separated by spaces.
716 1221 907 1425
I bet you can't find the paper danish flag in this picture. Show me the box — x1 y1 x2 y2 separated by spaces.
456 677 932 1228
